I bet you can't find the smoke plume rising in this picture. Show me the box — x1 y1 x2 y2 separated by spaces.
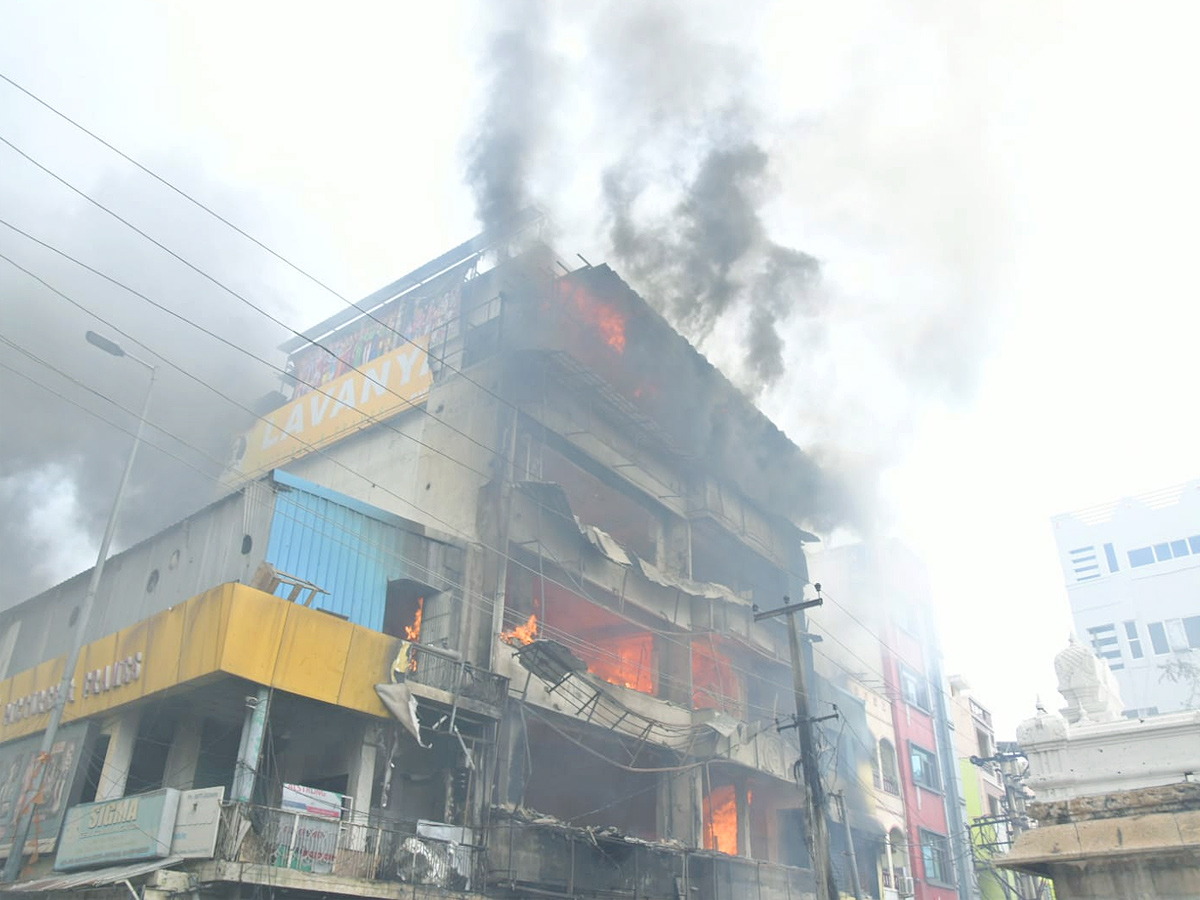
463 0 1009 529
466 0 556 236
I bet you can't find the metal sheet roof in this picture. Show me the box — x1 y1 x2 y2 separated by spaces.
7 856 185 892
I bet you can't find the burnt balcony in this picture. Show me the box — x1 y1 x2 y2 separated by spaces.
407 645 509 709
209 802 481 893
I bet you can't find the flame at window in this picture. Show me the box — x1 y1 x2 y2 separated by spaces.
586 633 656 694
501 614 539 646
403 597 423 672
703 784 738 855
555 281 626 354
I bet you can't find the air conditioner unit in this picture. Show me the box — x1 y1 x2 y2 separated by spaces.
897 875 916 896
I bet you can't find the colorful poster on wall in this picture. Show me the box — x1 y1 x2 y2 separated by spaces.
287 280 462 399
0 721 97 857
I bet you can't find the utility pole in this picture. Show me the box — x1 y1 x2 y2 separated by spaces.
755 591 839 900
834 791 864 900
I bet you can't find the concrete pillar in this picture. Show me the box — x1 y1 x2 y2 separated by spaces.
657 767 703 847
345 725 378 850
659 632 693 707
661 515 692 577
163 717 203 791
95 708 141 801
735 776 752 859
494 701 529 807
231 688 270 803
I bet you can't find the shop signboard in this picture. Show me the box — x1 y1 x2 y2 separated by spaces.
54 788 180 871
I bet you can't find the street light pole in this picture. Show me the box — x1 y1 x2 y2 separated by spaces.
1 333 155 883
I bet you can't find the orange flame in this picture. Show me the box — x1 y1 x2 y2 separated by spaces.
501 614 539 646
588 634 656 694
404 597 424 641
403 598 424 672
703 784 738 855
561 283 626 353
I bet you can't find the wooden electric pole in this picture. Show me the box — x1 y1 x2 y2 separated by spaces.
755 592 839 900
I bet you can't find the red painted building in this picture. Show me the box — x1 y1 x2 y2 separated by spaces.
811 541 969 900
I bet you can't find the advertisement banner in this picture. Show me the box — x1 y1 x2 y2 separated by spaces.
0 720 95 857
229 337 432 480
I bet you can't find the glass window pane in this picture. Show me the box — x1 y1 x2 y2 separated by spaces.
1154 543 1173 562
1171 539 1190 557
1104 543 1120 572
1128 547 1155 567
1189 536 1200 554
1148 621 1170 654
1183 616 1200 650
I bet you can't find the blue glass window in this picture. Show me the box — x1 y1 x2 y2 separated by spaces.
1148 621 1170 655
1154 543 1173 562
1128 547 1155 567
1189 536 1200 554
1171 539 1190 558
1124 621 1144 659
1104 543 1120 572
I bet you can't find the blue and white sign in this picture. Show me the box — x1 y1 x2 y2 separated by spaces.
54 789 180 871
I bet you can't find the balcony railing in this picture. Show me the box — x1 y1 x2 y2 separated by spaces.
409 647 509 707
488 815 814 900
217 803 479 890
882 775 900 796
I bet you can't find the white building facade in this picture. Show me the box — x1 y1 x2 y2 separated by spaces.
1051 481 1200 717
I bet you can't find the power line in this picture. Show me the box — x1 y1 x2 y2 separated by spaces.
0 116 963 803
0 313 808 724
0 116 922 692
0 77 963 715
0 195 924 724
8 342 970 890
0 69 528 415
0 243 824 722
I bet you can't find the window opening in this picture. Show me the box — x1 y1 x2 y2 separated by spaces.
909 744 940 792
1124 621 1144 658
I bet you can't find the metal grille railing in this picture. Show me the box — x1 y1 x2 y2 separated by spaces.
217 803 479 889
409 649 509 707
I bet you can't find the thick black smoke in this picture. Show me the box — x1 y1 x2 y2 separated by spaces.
603 143 821 389
464 0 824 394
0 167 290 607
465 0 555 236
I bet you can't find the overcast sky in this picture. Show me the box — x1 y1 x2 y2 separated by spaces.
1 0 1197 735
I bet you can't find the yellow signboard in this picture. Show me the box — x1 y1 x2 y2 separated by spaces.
0 584 400 745
230 338 433 479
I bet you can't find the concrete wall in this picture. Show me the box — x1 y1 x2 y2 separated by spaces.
283 405 430 530
0 484 271 678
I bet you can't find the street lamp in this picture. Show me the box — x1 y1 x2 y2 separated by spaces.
2 333 156 882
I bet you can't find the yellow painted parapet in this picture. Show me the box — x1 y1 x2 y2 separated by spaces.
0 584 400 744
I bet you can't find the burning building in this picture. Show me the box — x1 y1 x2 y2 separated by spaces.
0 214 922 899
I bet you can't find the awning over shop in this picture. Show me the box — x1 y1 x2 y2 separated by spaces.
6 856 185 892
